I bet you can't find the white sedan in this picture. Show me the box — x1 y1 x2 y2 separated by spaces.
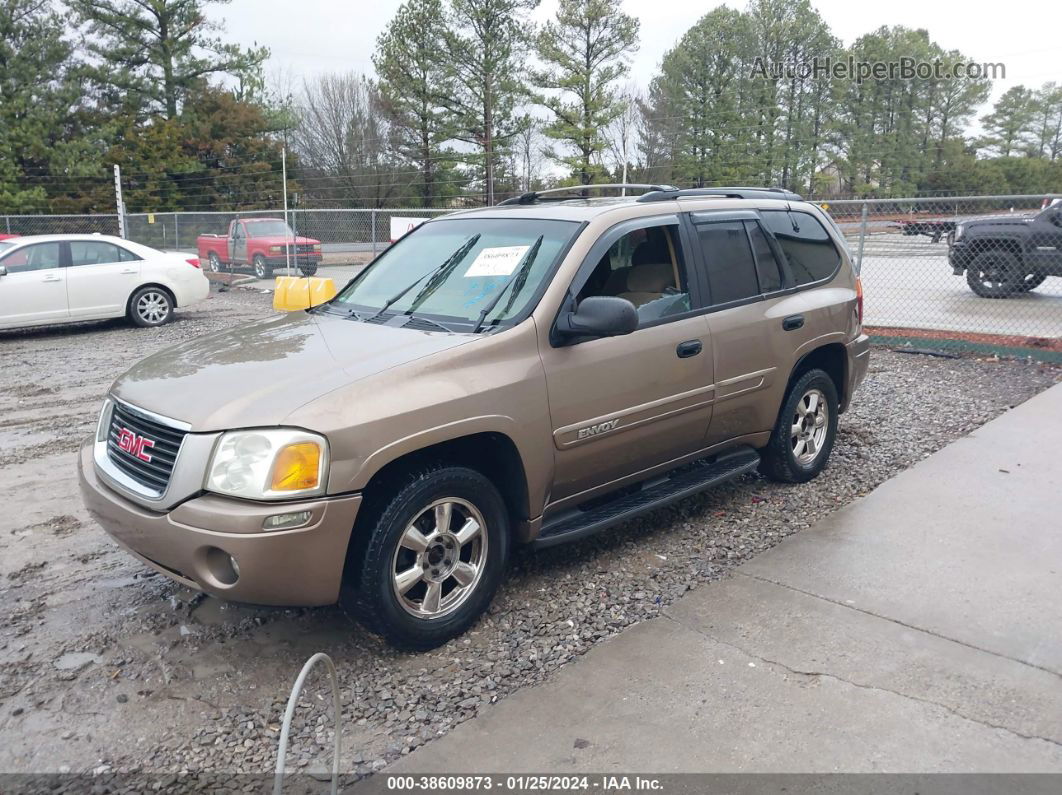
0 234 210 330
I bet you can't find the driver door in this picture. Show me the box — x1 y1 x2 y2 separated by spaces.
539 215 714 505
230 222 247 266
1028 206 1062 270
0 242 69 329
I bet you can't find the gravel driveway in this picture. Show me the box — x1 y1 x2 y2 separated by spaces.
0 287 1058 784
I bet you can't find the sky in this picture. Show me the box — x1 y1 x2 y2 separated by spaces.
225 0 1061 110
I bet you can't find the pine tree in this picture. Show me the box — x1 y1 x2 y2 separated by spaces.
532 0 639 185
375 0 458 207
70 0 269 120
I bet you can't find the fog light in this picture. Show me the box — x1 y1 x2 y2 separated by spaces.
263 510 313 531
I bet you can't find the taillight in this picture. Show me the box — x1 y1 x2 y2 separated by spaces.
855 277 864 327
186 257 201 269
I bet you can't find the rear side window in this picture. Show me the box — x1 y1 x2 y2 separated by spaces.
761 210 841 285
69 241 123 267
696 221 759 305
118 246 141 262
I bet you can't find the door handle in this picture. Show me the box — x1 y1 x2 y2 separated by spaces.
676 340 703 358
120 268 138 274
783 314 805 331
42 275 62 283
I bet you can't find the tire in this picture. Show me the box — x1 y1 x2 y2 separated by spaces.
253 254 272 280
299 263 319 277
965 250 1025 298
1017 273 1047 293
759 368 839 484
207 251 222 273
345 465 510 650
128 286 174 328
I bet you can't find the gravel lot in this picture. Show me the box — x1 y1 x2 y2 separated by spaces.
0 286 1058 785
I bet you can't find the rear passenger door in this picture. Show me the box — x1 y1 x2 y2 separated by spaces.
691 213 785 445
694 209 845 446
66 240 142 319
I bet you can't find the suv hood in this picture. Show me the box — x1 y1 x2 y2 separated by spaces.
964 213 1036 230
110 312 478 431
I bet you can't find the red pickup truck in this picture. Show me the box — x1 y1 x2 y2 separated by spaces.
197 218 321 278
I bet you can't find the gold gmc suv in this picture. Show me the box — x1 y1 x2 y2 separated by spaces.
78 186 869 649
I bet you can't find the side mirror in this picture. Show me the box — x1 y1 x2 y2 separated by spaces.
555 296 638 340
0 265 7 277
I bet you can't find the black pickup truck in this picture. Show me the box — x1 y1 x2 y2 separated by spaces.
949 202 1062 297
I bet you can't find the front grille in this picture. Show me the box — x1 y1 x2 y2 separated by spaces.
106 401 188 494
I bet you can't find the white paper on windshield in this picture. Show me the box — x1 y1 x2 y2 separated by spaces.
463 245 529 278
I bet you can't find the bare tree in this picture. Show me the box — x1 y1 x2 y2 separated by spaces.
603 85 642 191
291 72 404 208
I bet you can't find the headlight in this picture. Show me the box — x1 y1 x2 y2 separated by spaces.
954 224 964 242
206 429 329 500
312 244 322 252
269 245 283 253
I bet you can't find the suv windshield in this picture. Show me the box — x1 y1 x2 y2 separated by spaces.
331 217 580 329
244 220 294 236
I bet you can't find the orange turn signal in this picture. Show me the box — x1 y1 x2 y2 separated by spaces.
270 442 321 492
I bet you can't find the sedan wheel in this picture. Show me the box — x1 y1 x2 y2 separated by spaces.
128 286 174 327
391 498 487 619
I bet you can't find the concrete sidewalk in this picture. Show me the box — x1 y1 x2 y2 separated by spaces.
388 381 1062 774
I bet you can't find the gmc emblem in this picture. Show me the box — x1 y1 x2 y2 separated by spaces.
117 427 155 462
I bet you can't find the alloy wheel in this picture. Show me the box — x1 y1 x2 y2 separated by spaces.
390 498 487 619
791 387 829 465
136 291 170 325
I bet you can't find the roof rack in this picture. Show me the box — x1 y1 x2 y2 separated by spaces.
498 183 679 206
636 186 804 203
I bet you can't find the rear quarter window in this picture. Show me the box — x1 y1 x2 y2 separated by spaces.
761 210 841 286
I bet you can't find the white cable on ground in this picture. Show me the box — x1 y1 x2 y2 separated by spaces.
273 652 341 795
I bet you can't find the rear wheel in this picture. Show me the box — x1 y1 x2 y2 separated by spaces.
253 254 272 280
345 465 510 650
128 286 174 328
966 250 1026 298
760 368 839 484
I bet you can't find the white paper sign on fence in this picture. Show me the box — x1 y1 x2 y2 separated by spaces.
389 217 429 243
463 245 530 278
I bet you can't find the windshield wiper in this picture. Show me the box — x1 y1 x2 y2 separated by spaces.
470 236 543 333
367 234 481 321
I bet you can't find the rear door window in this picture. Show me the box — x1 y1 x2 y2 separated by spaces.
695 221 760 305
745 221 782 292
69 241 123 267
761 210 841 285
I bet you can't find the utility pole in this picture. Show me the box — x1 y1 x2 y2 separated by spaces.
113 164 126 239
282 147 291 276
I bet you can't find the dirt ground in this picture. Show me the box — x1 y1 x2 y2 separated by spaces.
0 286 1058 782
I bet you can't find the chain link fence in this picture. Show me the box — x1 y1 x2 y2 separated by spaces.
824 194 1062 359
4 196 1061 359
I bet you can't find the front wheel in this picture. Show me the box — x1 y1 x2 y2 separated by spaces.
759 368 839 484
345 466 510 650
207 251 222 272
252 255 272 280
128 286 174 328
966 250 1025 298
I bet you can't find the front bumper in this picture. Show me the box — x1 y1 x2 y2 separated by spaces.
948 242 972 272
263 254 322 268
78 439 360 606
844 333 871 411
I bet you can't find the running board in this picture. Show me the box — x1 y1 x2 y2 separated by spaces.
533 446 761 549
